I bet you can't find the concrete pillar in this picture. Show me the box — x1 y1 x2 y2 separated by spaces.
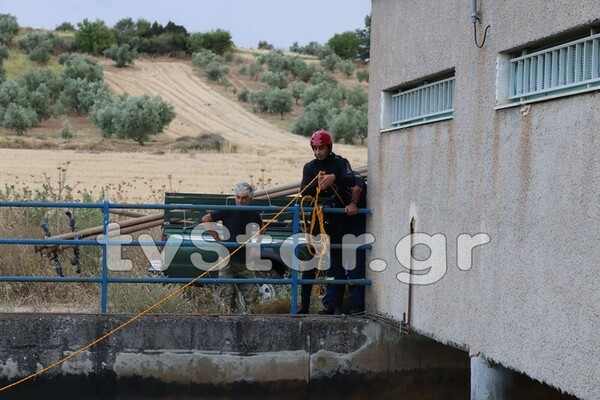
471 355 514 400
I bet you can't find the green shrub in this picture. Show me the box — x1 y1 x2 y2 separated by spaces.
18 31 65 62
327 31 361 60
257 50 287 72
90 94 175 145
2 103 38 135
248 61 263 80
266 88 293 118
59 53 104 82
321 54 342 72
338 60 356 78
249 88 270 113
346 85 368 108
59 78 112 114
75 18 116 55
204 60 229 83
237 88 250 102
191 49 221 68
0 14 19 44
60 117 73 140
301 82 343 107
187 29 233 55
260 70 288 89
55 22 76 32
103 43 139 68
290 82 306 105
292 98 335 136
356 69 369 83
326 105 367 145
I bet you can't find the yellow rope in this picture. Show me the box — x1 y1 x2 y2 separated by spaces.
0 174 323 393
298 171 332 296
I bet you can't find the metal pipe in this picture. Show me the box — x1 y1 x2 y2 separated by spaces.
41 213 164 242
109 209 148 218
254 165 368 199
471 0 480 23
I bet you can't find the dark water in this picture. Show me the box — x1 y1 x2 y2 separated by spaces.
0 370 470 400
0 368 579 399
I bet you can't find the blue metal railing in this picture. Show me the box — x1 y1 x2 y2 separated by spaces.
0 200 371 314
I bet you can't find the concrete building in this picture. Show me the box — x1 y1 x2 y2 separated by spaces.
367 1 600 399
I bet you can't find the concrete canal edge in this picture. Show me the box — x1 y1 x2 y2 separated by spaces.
0 314 470 398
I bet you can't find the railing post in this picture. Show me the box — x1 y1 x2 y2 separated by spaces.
100 199 110 314
290 204 300 314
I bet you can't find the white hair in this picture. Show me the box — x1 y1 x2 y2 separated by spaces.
234 182 254 198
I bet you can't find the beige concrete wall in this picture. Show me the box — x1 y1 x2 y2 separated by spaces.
367 1 600 399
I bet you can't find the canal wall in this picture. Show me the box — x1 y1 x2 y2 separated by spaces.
0 313 469 399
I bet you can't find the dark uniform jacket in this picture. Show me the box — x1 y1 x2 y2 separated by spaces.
300 152 356 208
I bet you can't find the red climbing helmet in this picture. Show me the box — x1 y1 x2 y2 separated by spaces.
310 129 332 147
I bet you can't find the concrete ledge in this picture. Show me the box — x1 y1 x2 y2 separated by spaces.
0 314 470 398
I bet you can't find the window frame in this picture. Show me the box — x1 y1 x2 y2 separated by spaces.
497 29 600 108
381 72 456 131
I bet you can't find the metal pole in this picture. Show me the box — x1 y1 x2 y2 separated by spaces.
100 200 110 313
290 204 300 314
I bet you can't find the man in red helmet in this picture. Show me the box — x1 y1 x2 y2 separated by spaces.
298 129 361 314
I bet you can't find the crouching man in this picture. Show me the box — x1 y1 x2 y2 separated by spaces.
202 182 263 313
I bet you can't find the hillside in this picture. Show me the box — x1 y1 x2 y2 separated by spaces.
0 55 368 201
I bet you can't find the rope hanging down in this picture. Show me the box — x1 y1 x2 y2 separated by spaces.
299 171 350 295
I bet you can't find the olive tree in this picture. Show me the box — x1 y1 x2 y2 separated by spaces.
257 50 288 72
356 69 369 83
338 60 356 78
0 44 8 62
191 49 221 68
247 61 263 80
345 85 368 108
0 80 29 113
249 88 270 113
301 82 343 107
90 94 175 145
260 70 288 89
327 105 367 144
18 31 63 63
292 98 335 136
266 88 293 119
0 14 19 44
204 60 229 83
103 43 138 68
2 103 38 135
59 53 104 82
290 82 306 105
0 44 9 83
320 53 342 72
17 67 62 100
59 78 112 114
